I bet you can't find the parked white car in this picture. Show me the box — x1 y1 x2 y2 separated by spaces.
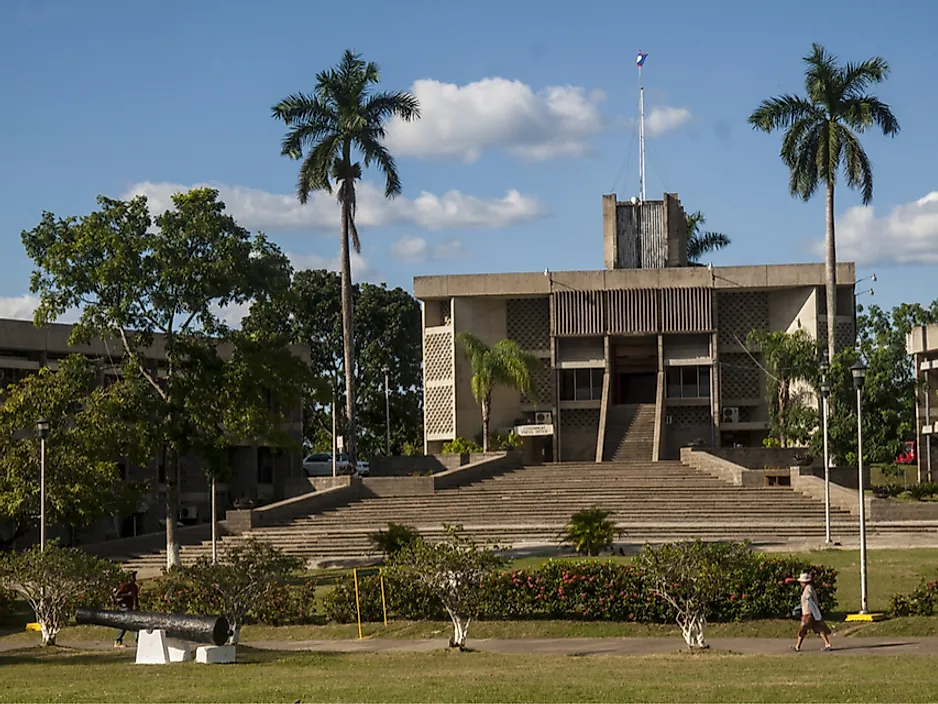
302 452 370 477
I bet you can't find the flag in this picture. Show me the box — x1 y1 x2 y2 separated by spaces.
636 51 648 68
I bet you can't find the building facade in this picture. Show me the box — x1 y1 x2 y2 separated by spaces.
0 318 308 544
415 193 857 462
907 323 938 482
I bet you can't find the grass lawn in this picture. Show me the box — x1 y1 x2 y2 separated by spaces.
2 647 938 703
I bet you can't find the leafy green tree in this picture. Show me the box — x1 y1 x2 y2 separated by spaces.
0 542 125 645
749 43 900 363
686 211 730 264
747 329 820 447
457 333 539 452
819 301 938 467
272 50 420 470
245 268 423 458
637 540 756 649
389 524 503 649
562 507 619 556
21 188 310 568
182 539 303 644
0 356 151 548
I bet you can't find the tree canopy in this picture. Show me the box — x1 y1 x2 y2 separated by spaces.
21 188 312 566
0 356 151 548
244 268 422 458
685 211 730 264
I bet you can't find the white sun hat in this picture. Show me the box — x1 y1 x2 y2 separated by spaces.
797 572 812 582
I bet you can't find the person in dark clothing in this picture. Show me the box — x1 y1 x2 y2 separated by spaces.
113 571 140 648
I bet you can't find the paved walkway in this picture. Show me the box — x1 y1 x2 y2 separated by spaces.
5 636 938 656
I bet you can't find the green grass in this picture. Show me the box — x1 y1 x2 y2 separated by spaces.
1 647 937 703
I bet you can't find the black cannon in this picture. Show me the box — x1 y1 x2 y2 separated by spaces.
76 608 230 646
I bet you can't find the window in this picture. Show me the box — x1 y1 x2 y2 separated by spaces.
666 366 711 399
560 368 604 401
257 447 274 485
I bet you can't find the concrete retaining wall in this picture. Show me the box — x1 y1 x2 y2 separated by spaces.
710 447 818 469
368 453 511 476
81 522 219 560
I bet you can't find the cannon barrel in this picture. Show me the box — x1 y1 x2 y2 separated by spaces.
75 608 230 646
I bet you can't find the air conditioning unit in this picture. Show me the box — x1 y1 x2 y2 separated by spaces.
665 415 674 425
535 411 552 425
179 505 199 522
722 407 740 424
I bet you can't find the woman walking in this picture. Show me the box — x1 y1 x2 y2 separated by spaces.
792 572 833 652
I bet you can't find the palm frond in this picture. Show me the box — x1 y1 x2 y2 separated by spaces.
839 125 874 204
785 121 823 201
803 43 839 105
359 138 401 198
841 57 890 96
491 339 538 399
685 211 705 238
748 95 820 132
841 96 900 137
296 135 341 201
363 91 421 125
687 231 731 262
271 93 336 127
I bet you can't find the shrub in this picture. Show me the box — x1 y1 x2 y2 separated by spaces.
907 483 938 501
390 525 503 648
793 453 814 466
890 571 938 616
441 437 483 455
872 483 904 499
369 523 421 559
323 553 837 627
562 507 618 557
0 542 124 646
490 433 522 451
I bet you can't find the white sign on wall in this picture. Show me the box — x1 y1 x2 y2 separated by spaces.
514 424 554 437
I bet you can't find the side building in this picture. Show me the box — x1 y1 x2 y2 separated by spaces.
0 318 308 544
415 193 856 462
907 323 938 482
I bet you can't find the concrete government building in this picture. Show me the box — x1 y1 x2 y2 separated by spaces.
414 193 856 463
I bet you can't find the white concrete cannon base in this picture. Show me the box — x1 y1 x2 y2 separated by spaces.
135 629 192 665
196 645 237 664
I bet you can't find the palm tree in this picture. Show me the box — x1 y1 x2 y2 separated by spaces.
686 211 730 264
272 51 419 468
457 332 539 452
748 43 899 363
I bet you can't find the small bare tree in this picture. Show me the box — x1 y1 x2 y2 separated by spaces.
637 540 755 649
184 539 302 644
0 542 124 646
390 525 503 650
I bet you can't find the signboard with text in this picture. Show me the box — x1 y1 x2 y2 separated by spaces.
514 424 554 437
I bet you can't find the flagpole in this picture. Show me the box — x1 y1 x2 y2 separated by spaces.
637 51 646 202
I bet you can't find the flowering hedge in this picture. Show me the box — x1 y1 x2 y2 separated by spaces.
141 570 317 626
890 571 938 616
323 556 837 624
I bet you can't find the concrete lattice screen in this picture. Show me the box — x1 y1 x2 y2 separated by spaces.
424 328 455 439
719 352 762 401
506 298 550 351
716 291 770 347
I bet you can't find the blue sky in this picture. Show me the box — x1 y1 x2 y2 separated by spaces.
2 0 936 322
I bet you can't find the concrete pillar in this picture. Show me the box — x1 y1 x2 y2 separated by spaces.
602 194 618 270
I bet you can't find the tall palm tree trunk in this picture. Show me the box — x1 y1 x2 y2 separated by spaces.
339 190 357 468
825 180 837 365
481 394 491 452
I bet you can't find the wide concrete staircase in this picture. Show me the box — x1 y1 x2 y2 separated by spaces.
117 459 929 572
603 404 656 461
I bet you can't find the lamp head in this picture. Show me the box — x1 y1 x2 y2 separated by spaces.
36 417 51 440
851 360 867 389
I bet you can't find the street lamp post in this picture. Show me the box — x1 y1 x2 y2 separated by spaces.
820 360 831 545
384 369 391 456
36 417 51 551
851 360 869 614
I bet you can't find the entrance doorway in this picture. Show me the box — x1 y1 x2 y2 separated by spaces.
617 372 657 404
611 336 658 404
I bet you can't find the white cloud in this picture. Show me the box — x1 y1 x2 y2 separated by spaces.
433 239 470 261
123 181 547 233
384 78 610 162
0 295 40 321
390 237 472 264
817 192 938 266
644 107 693 137
391 237 429 264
